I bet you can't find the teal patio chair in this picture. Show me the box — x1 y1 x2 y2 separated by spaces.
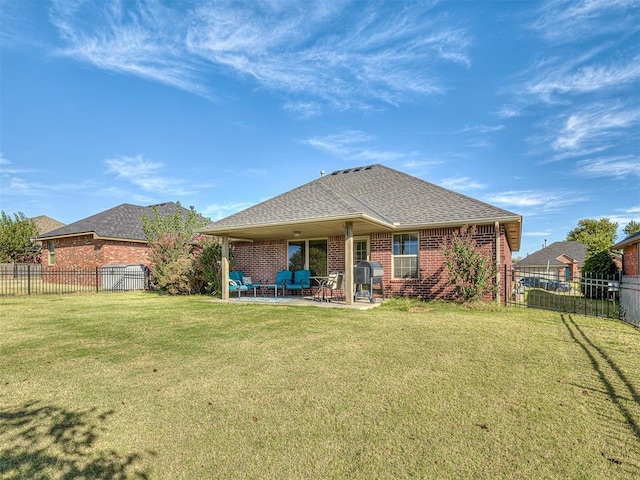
228 279 248 297
230 270 260 294
267 270 292 297
287 269 311 296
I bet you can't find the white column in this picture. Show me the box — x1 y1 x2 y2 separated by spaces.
344 222 354 305
221 235 229 300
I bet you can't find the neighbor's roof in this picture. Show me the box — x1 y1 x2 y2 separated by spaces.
201 164 522 250
30 215 65 235
515 241 587 267
38 203 193 242
612 231 640 250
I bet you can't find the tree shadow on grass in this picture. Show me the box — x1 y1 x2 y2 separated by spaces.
0 400 151 479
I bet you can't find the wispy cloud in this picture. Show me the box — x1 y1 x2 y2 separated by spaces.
459 124 505 134
487 189 588 216
441 177 486 191
530 0 640 43
104 154 190 195
303 130 424 164
551 103 640 158
202 202 255 221
47 0 471 110
524 51 640 103
576 155 640 178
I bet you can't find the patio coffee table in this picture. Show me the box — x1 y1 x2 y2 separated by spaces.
264 284 285 297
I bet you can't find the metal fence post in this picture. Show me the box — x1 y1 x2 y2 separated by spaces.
27 264 31 296
96 267 99 293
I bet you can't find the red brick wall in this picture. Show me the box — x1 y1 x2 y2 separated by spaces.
42 235 151 270
623 242 639 276
232 240 287 283
232 224 511 300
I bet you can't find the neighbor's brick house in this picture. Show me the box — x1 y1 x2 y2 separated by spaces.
38 202 190 270
200 164 522 304
613 232 640 325
514 241 587 281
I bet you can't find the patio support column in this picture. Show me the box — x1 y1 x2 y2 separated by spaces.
495 222 501 305
221 235 229 300
344 222 354 305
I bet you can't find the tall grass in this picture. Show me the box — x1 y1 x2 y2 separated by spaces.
1 293 639 479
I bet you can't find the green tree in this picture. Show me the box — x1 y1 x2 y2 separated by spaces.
441 225 497 303
566 218 618 256
192 236 224 295
0 211 39 263
581 250 619 299
623 220 640 237
141 203 209 294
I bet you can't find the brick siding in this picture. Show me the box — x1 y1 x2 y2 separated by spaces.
42 235 151 270
232 240 288 283
623 243 639 276
232 224 510 300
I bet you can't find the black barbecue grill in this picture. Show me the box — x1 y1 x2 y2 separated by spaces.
354 260 385 303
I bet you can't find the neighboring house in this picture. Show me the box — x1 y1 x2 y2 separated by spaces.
200 164 522 304
613 232 640 277
38 202 192 270
29 215 65 254
31 215 65 237
514 241 587 281
612 232 640 327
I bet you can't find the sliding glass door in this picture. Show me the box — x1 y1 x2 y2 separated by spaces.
288 239 327 276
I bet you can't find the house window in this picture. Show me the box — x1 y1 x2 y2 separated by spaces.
288 239 327 277
393 233 418 279
48 241 55 265
354 238 369 265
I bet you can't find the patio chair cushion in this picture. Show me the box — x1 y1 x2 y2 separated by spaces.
287 269 311 292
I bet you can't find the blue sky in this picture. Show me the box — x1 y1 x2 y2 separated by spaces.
1 0 638 256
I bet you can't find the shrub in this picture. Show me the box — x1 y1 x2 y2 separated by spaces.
441 225 497 303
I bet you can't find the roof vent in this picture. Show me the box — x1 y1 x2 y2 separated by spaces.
342 169 351 174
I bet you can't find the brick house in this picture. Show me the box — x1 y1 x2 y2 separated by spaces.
514 241 587 281
613 232 640 326
200 164 522 304
38 202 192 270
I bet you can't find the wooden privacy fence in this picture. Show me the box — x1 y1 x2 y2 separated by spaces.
503 266 625 322
0 264 149 296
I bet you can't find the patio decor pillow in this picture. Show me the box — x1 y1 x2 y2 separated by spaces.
243 276 253 285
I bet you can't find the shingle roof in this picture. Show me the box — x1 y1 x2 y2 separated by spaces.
38 203 193 242
515 241 587 267
202 164 522 249
612 231 640 250
30 215 65 235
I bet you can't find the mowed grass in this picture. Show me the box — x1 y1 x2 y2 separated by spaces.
1 293 639 479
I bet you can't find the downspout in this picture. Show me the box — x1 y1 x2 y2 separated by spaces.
495 222 501 305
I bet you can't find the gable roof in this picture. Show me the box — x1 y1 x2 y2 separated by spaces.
612 231 640 250
515 241 587 268
30 215 65 235
201 164 522 250
38 203 193 243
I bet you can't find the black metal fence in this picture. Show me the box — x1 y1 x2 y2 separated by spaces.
0 264 149 296
503 266 622 320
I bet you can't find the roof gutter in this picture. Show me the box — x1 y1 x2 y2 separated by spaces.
37 231 147 244
199 213 396 235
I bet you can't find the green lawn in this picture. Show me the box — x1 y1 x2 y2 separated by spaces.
1 293 639 479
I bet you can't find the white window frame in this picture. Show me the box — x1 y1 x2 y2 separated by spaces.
354 236 370 266
392 232 419 279
48 240 56 266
